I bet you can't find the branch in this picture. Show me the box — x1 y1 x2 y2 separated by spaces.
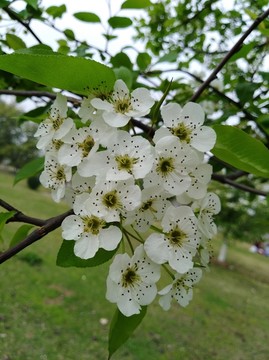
212 173 267 197
0 89 81 105
3 6 42 44
0 199 46 226
190 7 269 102
0 209 73 264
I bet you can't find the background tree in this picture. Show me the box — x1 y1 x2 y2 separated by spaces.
0 100 38 170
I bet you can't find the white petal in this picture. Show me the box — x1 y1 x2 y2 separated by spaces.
98 226 122 250
113 79 130 98
78 151 109 177
144 233 169 264
109 253 131 283
106 276 119 303
117 290 141 317
91 98 113 111
53 93 68 118
54 118 74 140
159 292 173 311
191 126 216 152
74 235 99 259
169 253 194 274
131 87 155 113
103 111 130 127
61 215 83 240
161 102 182 127
180 102 205 127
133 282 157 305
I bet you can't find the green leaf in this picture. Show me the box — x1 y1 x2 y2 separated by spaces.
111 52 132 70
212 125 269 178
14 157 44 185
235 81 260 104
6 34 26 50
0 211 16 233
136 52 151 70
25 0 38 9
9 224 33 249
114 66 133 89
157 51 178 63
64 29 75 40
56 240 118 268
46 5 66 19
0 53 116 95
108 307 147 359
121 0 151 8
0 0 9 8
74 12 101 23
108 16 132 29
260 71 269 82
230 42 255 61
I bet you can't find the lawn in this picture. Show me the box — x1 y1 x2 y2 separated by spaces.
0 171 268 360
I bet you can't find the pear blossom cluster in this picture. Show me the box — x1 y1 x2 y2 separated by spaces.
34 79 220 317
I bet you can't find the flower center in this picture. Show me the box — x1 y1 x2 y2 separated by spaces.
55 167 66 181
102 190 122 209
114 98 132 114
170 123 191 143
82 215 105 235
121 266 140 288
52 139 64 150
166 226 187 246
79 135 95 157
141 199 154 211
51 111 64 130
115 154 139 173
156 157 175 176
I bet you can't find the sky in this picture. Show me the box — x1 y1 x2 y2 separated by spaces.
13 0 143 56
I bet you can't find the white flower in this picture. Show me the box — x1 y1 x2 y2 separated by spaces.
58 126 99 167
61 209 122 260
159 268 202 310
179 163 213 201
78 95 104 123
106 244 161 317
91 79 155 127
125 187 170 232
64 172 95 207
78 131 154 181
197 235 213 267
154 102 216 152
34 93 74 150
144 205 201 274
85 179 141 222
39 155 72 202
192 192 221 238
144 136 199 196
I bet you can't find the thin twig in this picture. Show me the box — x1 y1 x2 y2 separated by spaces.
0 209 73 264
212 173 267 197
190 7 269 102
0 89 81 104
3 6 42 44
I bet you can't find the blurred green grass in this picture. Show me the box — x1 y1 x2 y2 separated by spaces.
0 171 268 360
